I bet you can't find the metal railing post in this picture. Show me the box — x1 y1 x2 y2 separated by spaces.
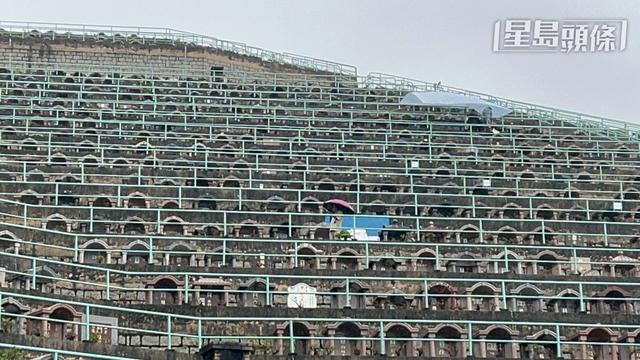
364 241 370 268
379 320 386 355
184 275 189 304
294 240 299 268
167 315 172 349
345 277 351 308
503 245 509 272
73 235 79 262
105 270 110 300
31 257 37 289
148 237 154 264
501 281 507 310
89 207 94 233
467 322 473 356
423 279 429 309
223 212 228 236
288 319 295 354
555 324 562 358
83 305 90 341
222 238 227 266
265 275 271 307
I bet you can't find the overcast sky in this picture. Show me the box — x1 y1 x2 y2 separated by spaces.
7 0 639 122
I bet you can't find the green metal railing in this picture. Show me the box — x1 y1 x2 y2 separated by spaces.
1 120 638 164
1 178 636 219
0 289 638 358
0 64 637 148
3 248 640 304
0 21 633 145
0 196 637 245
1 216 638 275
0 343 138 360
365 72 639 143
0 21 637 358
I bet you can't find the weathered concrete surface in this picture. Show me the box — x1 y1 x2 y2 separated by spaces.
3 332 196 360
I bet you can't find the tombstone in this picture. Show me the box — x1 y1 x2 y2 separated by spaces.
81 314 118 344
352 228 369 241
287 283 317 308
198 343 252 360
572 257 592 274
0 267 5 287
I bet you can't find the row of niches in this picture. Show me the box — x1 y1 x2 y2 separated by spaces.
3 223 640 275
0 82 631 149
5 165 639 210
3 132 637 166
0 294 634 359
2 202 639 245
0 96 446 120
3 260 639 314
0 92 489 121
0 99 585 140
0 66 343 86
7 197 639 233
3 80 411 105
2 102 634 154
5 147 640 189
0 78 607 134
0 68 403 98
7 193 640 230
0 122 633 165
0 99 577 141
0 111 435 137
1 124 633 157
2 166 638 204
0 68 624 158
0 101 583 138
3 145 639 187
0 96 614 148
11 167 629 193
0 104 620 152
3 152 639 188
0 89 428 117
6 180 639 207
0 62 632 141
1 126 637 161
6 184 640 224
0 65 361 92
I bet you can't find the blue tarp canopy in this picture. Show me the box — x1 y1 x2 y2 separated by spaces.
325 215 389 236
400 91 512 118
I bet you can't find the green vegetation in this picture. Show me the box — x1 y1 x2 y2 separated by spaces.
0 349 23 360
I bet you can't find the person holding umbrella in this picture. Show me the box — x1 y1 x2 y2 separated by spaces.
323 199 355 240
